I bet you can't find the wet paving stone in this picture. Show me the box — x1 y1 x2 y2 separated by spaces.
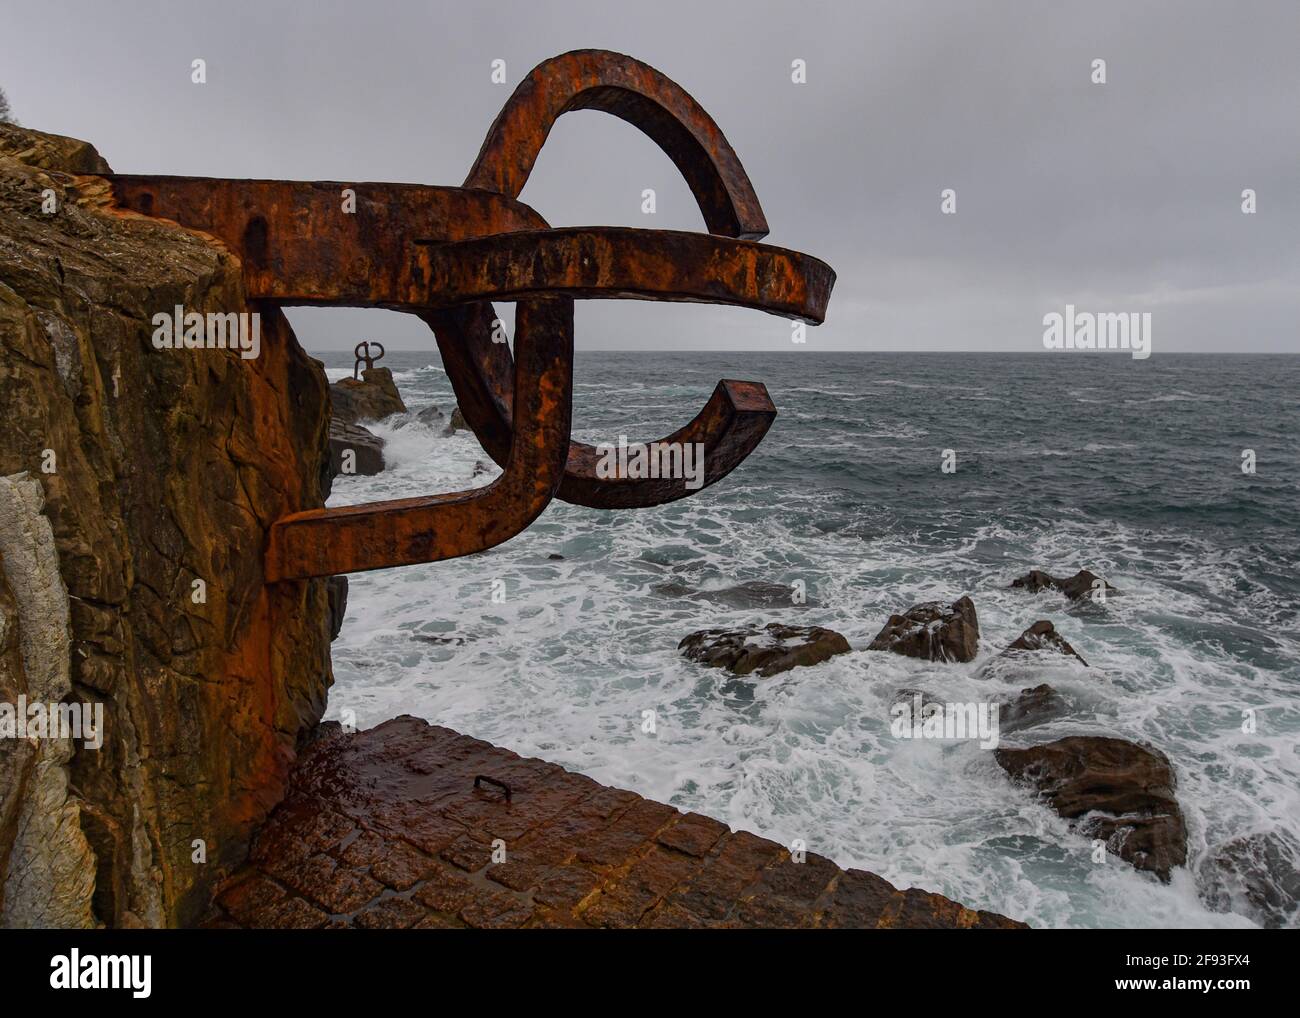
202 715 1026 929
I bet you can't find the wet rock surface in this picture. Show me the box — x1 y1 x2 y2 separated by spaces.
998 684 1068 733
679 622 851 677
1198 830 1300 929
204 716 1026 929
443 406 468 436
654 579 815 609
329 366 407 425
868 596 979 663
995 736 1187 881
1000 620 1088 666
1011 568 1118 602
392 404 446 430
0 124 334 927
328 420 385 477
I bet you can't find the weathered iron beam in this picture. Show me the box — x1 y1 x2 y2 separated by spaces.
265 298 573 579
465 49 769 240
415 228 832 321
105 48 837 574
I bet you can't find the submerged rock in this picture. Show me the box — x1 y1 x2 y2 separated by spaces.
998 684 1067 733
1000 620 1088 666
392 404 446 430
411 633 469 646
330 366 407 424
1198 830 1300 929
679 622 850 677
867 596 979 663
1011 568 1119 602
328 420 385 477
653 579 815 609
995 736 1187 881
890 688 945 714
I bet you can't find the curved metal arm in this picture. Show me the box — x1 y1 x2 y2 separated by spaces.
106 48 837 575
465 48 769 240
419 225 832 507
438 50 833 510
265 298 573 580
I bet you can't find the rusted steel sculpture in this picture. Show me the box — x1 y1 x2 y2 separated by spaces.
108 50 835 579
353 339 385 379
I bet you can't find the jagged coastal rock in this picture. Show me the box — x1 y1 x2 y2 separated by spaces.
328 420 385 477
679 622 850 677
1197 830 1300 929
0 124 334 927
995 736 1188 881
392 404 447 430
867 595 979 663
325 368 410 480
1010 568 1119 601
444 406 468 436
1000 620 1088 666
998 683 1067 733
0 125 111 174
329 366 406 424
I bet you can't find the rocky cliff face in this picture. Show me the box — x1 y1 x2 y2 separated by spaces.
0 124 334 927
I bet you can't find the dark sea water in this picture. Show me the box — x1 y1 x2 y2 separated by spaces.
315 349 1300 928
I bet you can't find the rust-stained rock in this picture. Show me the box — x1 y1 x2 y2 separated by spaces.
995 736 1187 881
0 123 334 927
868 596 980 663
203 715 1025 929
679 622 850 677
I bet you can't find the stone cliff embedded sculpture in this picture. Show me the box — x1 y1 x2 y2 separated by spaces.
106 49 836 580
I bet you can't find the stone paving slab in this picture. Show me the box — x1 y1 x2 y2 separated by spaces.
202 716 1025 929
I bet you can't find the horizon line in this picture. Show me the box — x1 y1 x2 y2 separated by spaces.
307 348 1300 356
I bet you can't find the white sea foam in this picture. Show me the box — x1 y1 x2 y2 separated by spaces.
322 357 1300 930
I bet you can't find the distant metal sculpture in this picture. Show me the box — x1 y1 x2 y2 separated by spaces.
352 340 385 379
107 49 835 580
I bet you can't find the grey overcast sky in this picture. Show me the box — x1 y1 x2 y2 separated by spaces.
3 0 1298 352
